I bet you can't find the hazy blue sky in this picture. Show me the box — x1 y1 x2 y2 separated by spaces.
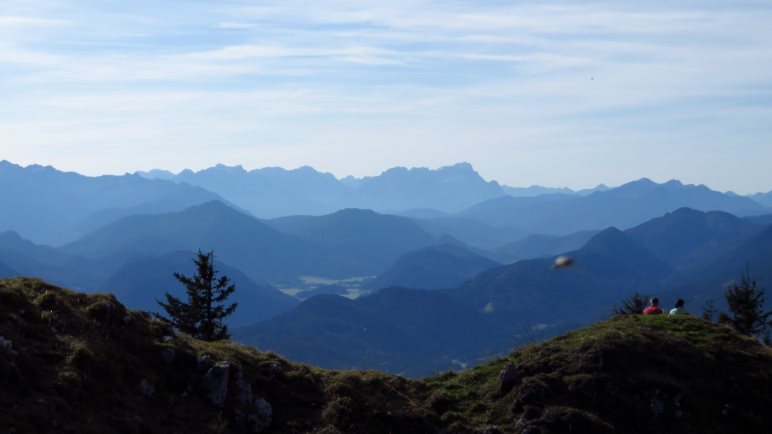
2 0 771 193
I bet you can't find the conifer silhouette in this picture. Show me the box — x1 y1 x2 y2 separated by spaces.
158 250 237 341
719 267 770 340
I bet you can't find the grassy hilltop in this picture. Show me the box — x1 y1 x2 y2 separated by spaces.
1 278 771 434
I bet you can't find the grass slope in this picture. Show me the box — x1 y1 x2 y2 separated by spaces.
1 278 771 434
426 315 772 433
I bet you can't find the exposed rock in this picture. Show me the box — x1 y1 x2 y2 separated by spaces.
159 347 175 365
247 398 273 433
161 335 174 343
201 361 230 407
229 362 255 423
139 378 155 397
498 363 522 394
197 354 214 371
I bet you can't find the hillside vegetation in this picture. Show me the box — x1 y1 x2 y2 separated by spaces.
1 278 771 434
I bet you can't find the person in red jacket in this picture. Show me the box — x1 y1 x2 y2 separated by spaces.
643 297 664 315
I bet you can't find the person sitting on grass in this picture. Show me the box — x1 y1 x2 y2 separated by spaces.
669 298 688 316
643 297 663 315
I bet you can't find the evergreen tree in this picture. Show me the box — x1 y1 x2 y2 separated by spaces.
718 267 771 339
157 250 237 341
612 291 650 315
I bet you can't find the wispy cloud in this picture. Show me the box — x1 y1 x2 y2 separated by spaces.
0 16 70 27
1 0 772 192
216 22 257 30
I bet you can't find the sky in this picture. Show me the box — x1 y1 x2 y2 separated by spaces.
1 0 772 193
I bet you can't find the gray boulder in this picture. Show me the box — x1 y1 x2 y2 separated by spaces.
230 363 254 408
197 354 214 371
498 362 521 394
248 398 273 433
201 361 230 407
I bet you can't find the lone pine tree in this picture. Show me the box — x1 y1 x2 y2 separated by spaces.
157 250 238 341
612 291 650 315
719 267 771 340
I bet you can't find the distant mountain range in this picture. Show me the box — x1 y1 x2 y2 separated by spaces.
411 216 528 250
664 221 772 310
364 244 500 290
447 227 673 328
502 183 610 197
750 191 772 207
0 160 225 245
266 209 437 274
626 208 759 269
61 201 323 282
0 230 101 290
4 159 770 248
459 178 766 235
139 163 771 227
1 201 453 289
234 207 772 374
491 230 600 264
139 162 505 217
142 164 348 218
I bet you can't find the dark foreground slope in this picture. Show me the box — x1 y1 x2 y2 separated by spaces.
427 315 772 434
2 278 771 434
0 278 438 434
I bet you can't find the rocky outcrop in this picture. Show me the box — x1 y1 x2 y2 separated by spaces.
498 363 522 395
197 356 272 433
201 360 231 407
249 399 273 433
